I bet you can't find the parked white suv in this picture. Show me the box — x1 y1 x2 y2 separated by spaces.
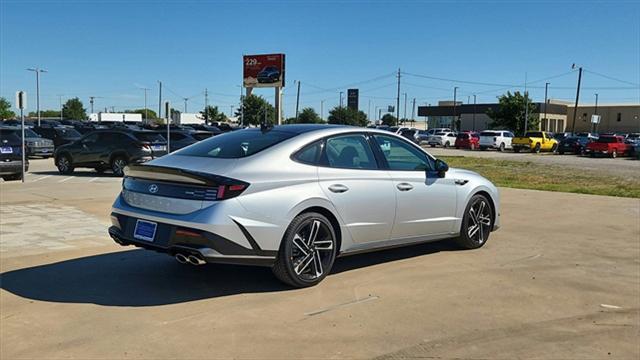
427 131 457 148
479 130 514 151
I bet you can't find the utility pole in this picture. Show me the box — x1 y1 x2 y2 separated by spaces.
368 99 371 121
543 82 550 127
571 66 583 133
295 80 301 120
321 100 325 121
204 88 209 122
339 92 344 107
143 88 148 120
183 98 188 113
27 67 47 127
90 96 95 115
396 68 401 126
523 73 529 134
594 93 599 133
58 95 63 121
158 81 162 121
411 98 416 125
473 95 477 131
239 86 244 126
453 86 458 131
229 105 234 117
403 92 407 121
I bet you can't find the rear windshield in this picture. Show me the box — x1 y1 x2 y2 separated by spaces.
597 136 617 143
525 132 543 138
55 128 81 137
457 133 469 139
133 132 166 143
480 131 497 136
192 132 213 141
0 129 21 143
176 129 297 158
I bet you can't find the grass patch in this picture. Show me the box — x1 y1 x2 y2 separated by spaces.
440 156 640 198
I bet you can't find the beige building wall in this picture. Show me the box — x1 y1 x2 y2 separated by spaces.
566 104 640 133
537 113 568 133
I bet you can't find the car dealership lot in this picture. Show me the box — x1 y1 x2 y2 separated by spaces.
1 160 639 359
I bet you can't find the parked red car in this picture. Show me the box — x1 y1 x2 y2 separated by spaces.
455 132 480 150
585 135 631 158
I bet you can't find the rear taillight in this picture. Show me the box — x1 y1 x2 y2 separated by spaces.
216 183 248 200
140 143 151 150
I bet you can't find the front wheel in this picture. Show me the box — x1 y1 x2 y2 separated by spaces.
272 212 337 288
611 149 617 158
454 194 494 249
444 141 450 148
551 144 558 153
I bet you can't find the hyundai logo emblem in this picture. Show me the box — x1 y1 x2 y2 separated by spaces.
148 184 159 194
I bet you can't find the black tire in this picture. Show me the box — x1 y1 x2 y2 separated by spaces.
559 150 565 155
272 212 337 288
551 143 558 153
454 194 494 250
111 156 128 176
95 166 106 174
56 154 74 174
533 143 541 153
513 147 520 153
611 149 617 159
430 144 436 148
480 146 487 151
444 141 450 148
498 143 505 152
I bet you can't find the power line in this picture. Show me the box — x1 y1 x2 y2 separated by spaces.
584 69 640 87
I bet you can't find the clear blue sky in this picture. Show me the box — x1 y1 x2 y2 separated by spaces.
1 0 639 118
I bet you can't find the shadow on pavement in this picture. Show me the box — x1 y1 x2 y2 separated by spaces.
0 241 459 307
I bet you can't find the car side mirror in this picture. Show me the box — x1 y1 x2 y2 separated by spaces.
434 159 449 178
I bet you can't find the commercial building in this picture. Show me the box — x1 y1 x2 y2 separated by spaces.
417 100 639 133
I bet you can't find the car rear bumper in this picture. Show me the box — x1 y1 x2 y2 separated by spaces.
0 161 28 175
109 194 280 266
108 213 277 266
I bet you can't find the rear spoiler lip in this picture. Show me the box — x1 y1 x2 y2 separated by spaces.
123 164 248 187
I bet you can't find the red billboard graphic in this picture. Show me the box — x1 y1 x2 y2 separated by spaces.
243 54 285 88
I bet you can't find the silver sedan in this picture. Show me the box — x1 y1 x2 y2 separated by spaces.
109 124 500 287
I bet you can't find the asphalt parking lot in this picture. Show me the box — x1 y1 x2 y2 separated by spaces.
1 159 639 359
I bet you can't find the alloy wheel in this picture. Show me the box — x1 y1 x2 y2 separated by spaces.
466 198 492 245
57 157 69 172
290 218 335 281
112 158 127 176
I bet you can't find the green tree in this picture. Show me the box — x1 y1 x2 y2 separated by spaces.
201 105 228 123
288 107 323 124
0 97 16 119
235 95 274 125
62 98 87 120
28 110 61 118
381 113 398 126
327 106 368 127
486 91 538 135
126 108 157 120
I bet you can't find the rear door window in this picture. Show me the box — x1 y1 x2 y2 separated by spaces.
293 141 322 165
324 134 378 170
134 132 166 143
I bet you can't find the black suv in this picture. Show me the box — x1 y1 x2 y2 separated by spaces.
34 126 82 148
54 129 167 176
0 129 29 181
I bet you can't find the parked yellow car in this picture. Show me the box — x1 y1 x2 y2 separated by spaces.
512 131 558 153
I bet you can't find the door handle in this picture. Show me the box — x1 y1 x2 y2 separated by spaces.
396 183 413 191
454 179 469 185
328 184 349 193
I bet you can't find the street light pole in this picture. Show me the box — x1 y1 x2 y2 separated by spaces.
473 94 477 131
27 67 47 127
339 92 344 107
593 93 599 133
453 87 459 131
543 82 549 129
58 95 63 121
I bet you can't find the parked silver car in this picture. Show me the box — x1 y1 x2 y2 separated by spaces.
109 125 500 287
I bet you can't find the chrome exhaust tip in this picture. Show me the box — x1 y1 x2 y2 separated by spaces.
175 253 188 264
187 254 206 266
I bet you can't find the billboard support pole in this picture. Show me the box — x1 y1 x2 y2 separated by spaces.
275 86 282 125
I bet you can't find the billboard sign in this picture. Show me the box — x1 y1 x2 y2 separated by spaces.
591 114 601 124
243 54 285 88
347 89 359 110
